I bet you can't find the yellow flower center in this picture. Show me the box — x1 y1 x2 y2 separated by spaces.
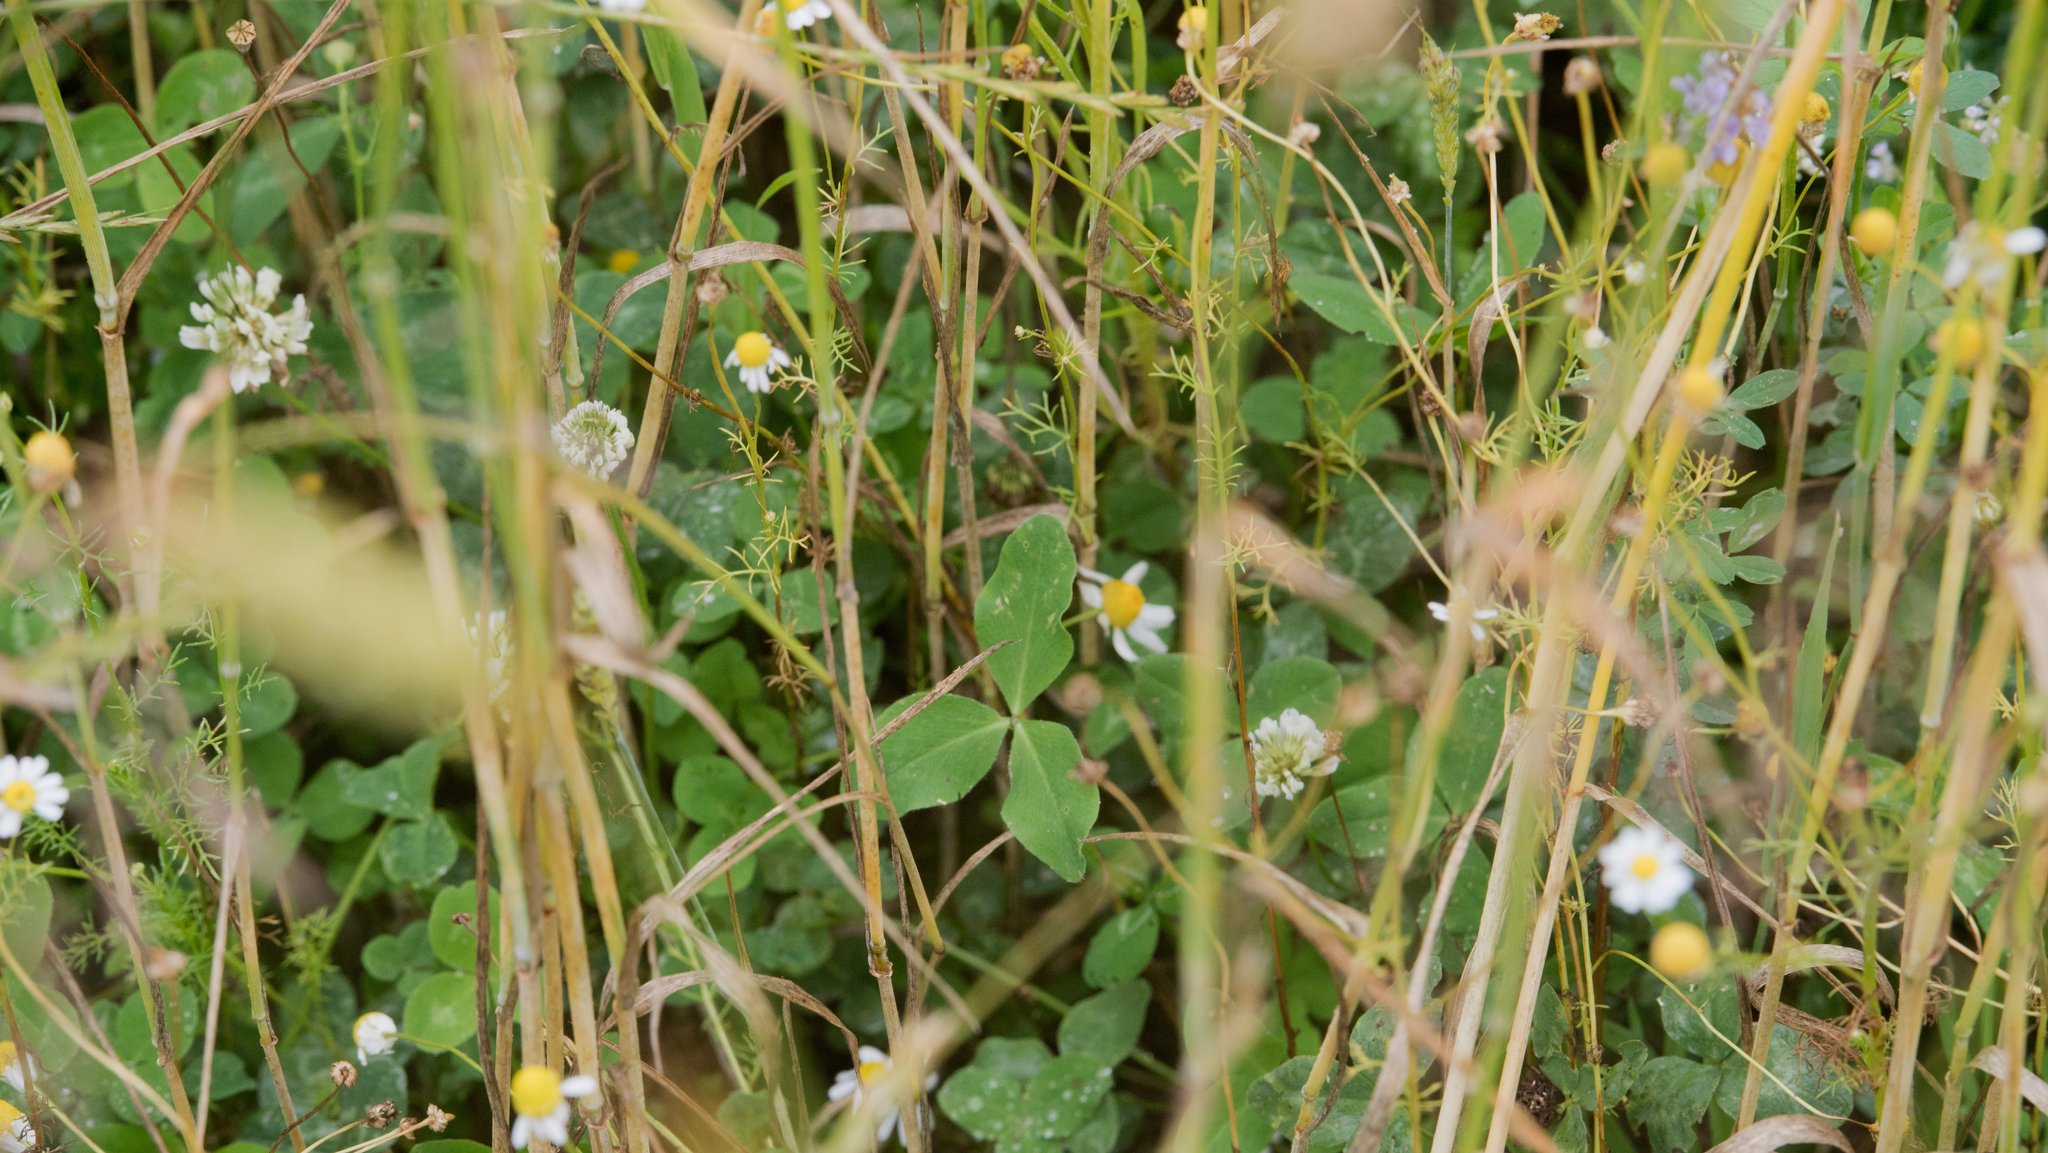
2 781 36 814
1100 580 1145 631
857 1060 888 1086
0 1042 16 1070
1630 854 1661 880
511 1067 564 1118
0 1100 20 1128
734 331 774 368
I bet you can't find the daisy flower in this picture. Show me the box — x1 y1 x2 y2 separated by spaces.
176 266 313 394
552 399 635 480
509 1065 600 1150
725 331 794 393
828 1045 934 1145
1248 709 1341 800
0 1101 32 1153
354 1012 399 1063
1598 825 1695 915
774 0 833 29
1942 223 2047 292
0 756 67 839
0 1042 33 1094
1077 563 1176 662
1427 595 1499 644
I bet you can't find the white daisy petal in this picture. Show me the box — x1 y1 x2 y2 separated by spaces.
1079 583 1103 609
1121 561 1150 584
1111 629 1138 663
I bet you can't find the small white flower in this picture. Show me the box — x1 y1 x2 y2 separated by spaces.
551 399 635 479
0 1042 34 1094
1974 489 2003 526
724 330 794 394
1077 562 1176 663
0 755 67 839
1622 257 1647 284
1598 825 1695 914
828 1045 934 1145
509 1066 600 1150
1864 139 1899 184
1582 325 1610 350
1249 709 1341 800
1943 223 2046 292
1386 176 1412 206
1427 595 1500 644
177 266 313 393
775 0 833 28
354 1012 398 1063
1288 120 1322 148
0 1102 32 1153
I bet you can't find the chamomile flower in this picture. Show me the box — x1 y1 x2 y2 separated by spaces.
354 1012 399 1063
774 0 833 28
552 399 635 480
508 1066 600 1150
828 1046 934 1145
1077 563 1176 662
0 756 67 839
1427 595 1499 644
0 1042 33 1094
725 331 794 394
0 1101 32 1153
1597 825 1695 915
176 266 313 394
1942 223 2047 292
1249 709 1341 800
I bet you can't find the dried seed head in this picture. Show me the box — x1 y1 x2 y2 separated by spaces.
331 1061 359 1088
228 19 258 49
366 1101 399 1129
425 1105 453 1132
1563 55 1601 95
1288 119 1321 148
694 274 729 307
144 947 189 981
1508 12 1562 41
1169 75 1200 107
1000 41 1044 80
1617 697 1656 728
1464 117 1504 155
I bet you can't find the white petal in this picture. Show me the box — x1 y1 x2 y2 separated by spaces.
724 348 740 367
0 811 21 839
510 1118 533 1149
561 1075 598 1098
1427 601 1451 622
857 1045 889 1064
1135 602 1175 629
1126 624 1169 654
1111 629 1138 663
2006 226 2046 255
1078 583 1103 609
828 1074 859 1102
1121 560 1150 584
1077 567 1112 585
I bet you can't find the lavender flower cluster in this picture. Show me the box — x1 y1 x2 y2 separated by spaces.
1672 52 1771 166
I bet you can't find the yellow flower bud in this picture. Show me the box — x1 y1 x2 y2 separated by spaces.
1649 922 1712 981
607 249 641 275
1641 142 1689 187
1850 207 1897 257
1676 365 1723 413
1933 316 1987 368
1801 92 1830 125
22 430 75 496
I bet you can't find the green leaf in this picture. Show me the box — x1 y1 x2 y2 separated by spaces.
1242 377 1306 443
1246 657 1341 727
643 28 708 128
1083 904 1160 988
1712 1024 1854 1121
227 116 343 248
1057 980 1148 1066
1003 719 1097 882
1700 409 1766 448
1725 487 1785 554
428 882 498 971
1458 191 1548 306
402 971 478 1050
337 736 443 821
1131 653 1192 737
156 50 257 135
236 671 299 737
1728 555 1785 585
1291 271 1430 345
1941 68 2000 112
0 865 52 965
1727 368 1799 411
72 105 148 184
1658 983 1740 1061
380 814 459 888
974 515 1077 713
876 694 1009 812
1934 120 1992 180
1431 667 1510 811
1792 525 1839 765
299 760 376 841
1308 780 1444 857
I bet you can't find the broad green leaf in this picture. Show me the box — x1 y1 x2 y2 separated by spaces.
429 882 498 971
1003 719 1097 882
72 105 148 184
1728 368 1799 411
156 50 257 135
1934 120 1992 180
1726 487 1786 553
227 116 343 247
244 730 304 807
298 760 376 841
1941 68 2000 112
1057 980 1149 1066
974 515 1077 712
1132 653 1193 737
1083 904 1160 988
643 28 708 132
403 971 479 1050
236 670 299 737
876 694 1008 812
1658 982 1740 1060
1625 1059 1719 1153
337 736 442 821
1246 657 1341 726
1430 667 1510 811
1712 1023 1854 1121
1290 271 1430 345
1700 409 1766 449
380 814 458 887
1308 780 1444 857
1458 191 1548 306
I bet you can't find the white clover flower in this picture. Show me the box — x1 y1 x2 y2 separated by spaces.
0 1101 32 1153
775 0 833 28
1598 825 1695 914
828 1045 934 1145
1942 223 2047 292
177 266 313 393
1864 139 1899 184
552 399 635 479
1249 709 1341 800
0 1042 33 1094
725 330 794 394
0 755 67 839
354 1012 399 1063
1427 594 1500 644
1078 562 1176 663
509 1066 600 1150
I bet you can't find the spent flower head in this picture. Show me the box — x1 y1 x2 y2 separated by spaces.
552 399 635 480
177 266 313 393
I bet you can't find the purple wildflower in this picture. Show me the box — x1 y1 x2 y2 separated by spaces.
1671 53 1770 167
